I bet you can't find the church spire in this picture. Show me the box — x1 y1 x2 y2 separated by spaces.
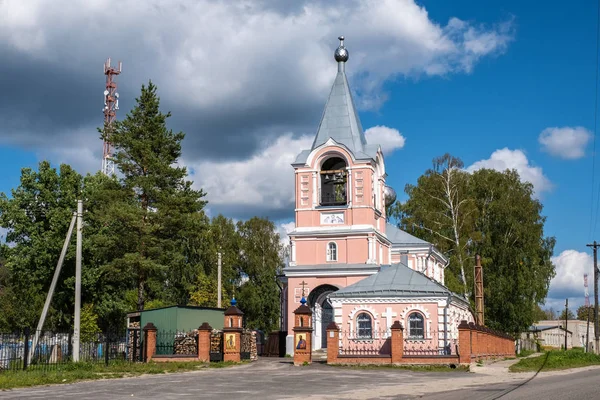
311 36 368 156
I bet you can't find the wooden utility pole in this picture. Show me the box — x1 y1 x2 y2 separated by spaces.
564 298 568 350
586 241 599 354
474 254 484 325
217 252 222 308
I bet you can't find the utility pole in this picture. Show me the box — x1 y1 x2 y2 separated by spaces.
474 254 484 326
564 298 568 350
29 212 77 364
73 200 83 362
217 252 222 308
586 241 599 354
587 306 591 353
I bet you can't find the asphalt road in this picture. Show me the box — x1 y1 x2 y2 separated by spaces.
1 358 598 400
403 368 600 400
0 359 464 400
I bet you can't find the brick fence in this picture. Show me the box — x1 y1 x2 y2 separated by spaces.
143 322 213 363
326 320 515 366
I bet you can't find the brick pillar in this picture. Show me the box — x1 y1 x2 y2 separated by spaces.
223 298 244 363
469 322 478 360
391 321 404 364
143 322 157 362
458 320 471 365
326 322 339 364
292 297 313 366
198 322 212 362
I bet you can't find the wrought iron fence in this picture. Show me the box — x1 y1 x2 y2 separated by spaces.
0 329 132 373
403 334 458 357
155 330 198 356
338 330 391 356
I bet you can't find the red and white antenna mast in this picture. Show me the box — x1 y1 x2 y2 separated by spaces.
585 273 590 307
102 58 122 176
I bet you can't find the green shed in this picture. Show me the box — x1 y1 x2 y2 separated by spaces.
128 305 225 333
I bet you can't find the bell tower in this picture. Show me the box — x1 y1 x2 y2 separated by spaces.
283 36 394 353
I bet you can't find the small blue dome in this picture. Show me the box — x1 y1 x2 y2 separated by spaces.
231 297 237 306
300 297 307 305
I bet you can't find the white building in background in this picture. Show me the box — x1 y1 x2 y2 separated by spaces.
522 325 573 349
534 320 595 349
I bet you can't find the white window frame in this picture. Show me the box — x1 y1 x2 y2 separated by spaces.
326 241 338 262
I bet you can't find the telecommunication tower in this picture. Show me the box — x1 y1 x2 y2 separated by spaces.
101 58 122 176
585 272 590 307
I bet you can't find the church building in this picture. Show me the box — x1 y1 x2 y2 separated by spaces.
282 36 474 355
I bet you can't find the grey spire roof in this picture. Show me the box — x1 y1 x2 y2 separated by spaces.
386 223 431 247
330 263 466 304
293 36 377 165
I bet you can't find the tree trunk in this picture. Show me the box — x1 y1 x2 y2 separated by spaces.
137 278 145 312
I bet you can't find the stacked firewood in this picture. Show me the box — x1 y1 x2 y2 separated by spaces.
249 331 258 361
210 331 222 353
173 332 198 355
127 321 141 361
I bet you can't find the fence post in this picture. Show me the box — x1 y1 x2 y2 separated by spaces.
458 320 471 365
143 323 157 362
223 299 244 363
105 331 110 366
23 327 30 371
391 321 404 364
326 322 339 364
198 323 212 362
292 297 313 366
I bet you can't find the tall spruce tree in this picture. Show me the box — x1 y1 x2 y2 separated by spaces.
101 80 207 311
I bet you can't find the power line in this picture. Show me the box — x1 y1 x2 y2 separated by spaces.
591 0 600 238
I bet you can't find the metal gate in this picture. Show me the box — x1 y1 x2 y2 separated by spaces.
210 331 223 362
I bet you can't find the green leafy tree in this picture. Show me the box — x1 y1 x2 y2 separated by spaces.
558 308 575 321
99 80 207 312
80 303 102 342
532 304 548 322
391 154 476 297
236 217 283 332
577 305 596 323
0 162 85 330
391 154 556 334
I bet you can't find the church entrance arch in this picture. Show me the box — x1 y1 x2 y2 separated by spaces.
307 284 338 350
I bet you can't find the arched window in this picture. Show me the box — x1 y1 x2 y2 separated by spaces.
320 157 347 206
357 313 372 339
408 312 425 339
327 242 337 262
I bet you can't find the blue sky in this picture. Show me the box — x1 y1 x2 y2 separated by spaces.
0 0 597 311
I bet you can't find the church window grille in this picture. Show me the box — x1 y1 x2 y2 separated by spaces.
327 242 337 262
408 312 425 339
357 313 372 339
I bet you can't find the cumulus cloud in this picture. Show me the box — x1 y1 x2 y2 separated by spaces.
466 148 552 195
546 250 593 310
188 133 313 218
539 126 592 160
365 126 406 155
0 0 514 214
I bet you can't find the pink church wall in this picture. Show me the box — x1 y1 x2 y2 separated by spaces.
338 301 442 350
294 236 371 264
286 275 370 332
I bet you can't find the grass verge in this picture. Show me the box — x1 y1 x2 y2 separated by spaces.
509 348 600 373
0 360 242 390
517 349 536 358
328 363 469 373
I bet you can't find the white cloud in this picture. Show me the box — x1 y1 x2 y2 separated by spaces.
546 250 593 310
539 126 592 160
188 133 313 213
365 126 406 155
466 148 552 195
276 221 295 248
0 0 514 217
